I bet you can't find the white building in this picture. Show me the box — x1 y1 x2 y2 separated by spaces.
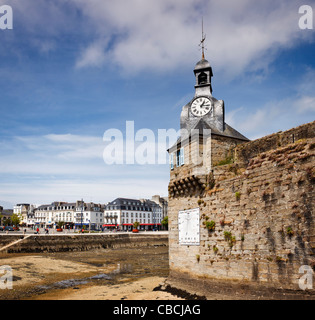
74 201 104 230
34 200 104 230
104 197 165 231
13 203 30 225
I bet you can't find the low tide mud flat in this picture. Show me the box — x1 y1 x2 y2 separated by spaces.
0 245 181 300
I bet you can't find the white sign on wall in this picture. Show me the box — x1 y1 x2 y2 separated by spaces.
178 208 200 245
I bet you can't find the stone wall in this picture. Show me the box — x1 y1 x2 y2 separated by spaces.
211 134 244 166
167 122 315 298
0 233 168 254
234 121 315 167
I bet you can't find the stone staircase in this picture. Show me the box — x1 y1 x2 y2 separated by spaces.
0 235 31 252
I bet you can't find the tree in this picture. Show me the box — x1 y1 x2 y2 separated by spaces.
133 221 140 230
11 213 21 227
161 216 168 230
56 221 65 229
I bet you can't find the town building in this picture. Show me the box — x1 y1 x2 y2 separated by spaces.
104 197 165 231
151 195 168 220
0 207 13 226
13 203 37 226
34 200 104 230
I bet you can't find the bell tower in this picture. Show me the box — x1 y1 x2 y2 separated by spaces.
168 20 249 197
194 20 213 97
194 58 213 96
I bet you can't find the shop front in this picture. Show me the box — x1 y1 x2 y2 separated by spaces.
74 222 90 231
122 223 133 231
121 223 161 231
64 222 74 230
140 223 161 231
102 224 118 231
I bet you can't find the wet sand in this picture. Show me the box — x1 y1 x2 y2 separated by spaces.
0 246 182 300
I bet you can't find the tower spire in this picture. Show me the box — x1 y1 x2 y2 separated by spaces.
200 17 206 59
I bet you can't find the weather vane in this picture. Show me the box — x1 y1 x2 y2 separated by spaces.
199 17 206 59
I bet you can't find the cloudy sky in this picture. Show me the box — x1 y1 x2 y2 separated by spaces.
0 0 314 208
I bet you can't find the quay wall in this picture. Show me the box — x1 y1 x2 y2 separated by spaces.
0 233 168 254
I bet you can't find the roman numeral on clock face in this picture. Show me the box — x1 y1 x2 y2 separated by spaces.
191 97 212 117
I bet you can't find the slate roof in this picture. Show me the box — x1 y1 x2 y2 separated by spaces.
168 120 249 152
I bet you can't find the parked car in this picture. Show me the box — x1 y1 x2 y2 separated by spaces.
0 226 4 231
5 226 14 231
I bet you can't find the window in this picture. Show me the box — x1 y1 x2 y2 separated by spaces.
176 147 185 167
170 153 174 170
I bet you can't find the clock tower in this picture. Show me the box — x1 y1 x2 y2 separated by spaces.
180 56 225 136
168 36 249 197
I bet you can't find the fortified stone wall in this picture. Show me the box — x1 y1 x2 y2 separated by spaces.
211 134 244 166
167 122 315 298
234 121 315 167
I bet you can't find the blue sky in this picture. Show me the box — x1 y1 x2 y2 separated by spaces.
0 0 314 208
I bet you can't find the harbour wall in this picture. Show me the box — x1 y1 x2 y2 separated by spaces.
0 233 168 254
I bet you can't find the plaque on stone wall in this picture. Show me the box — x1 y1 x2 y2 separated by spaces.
178 208 200 245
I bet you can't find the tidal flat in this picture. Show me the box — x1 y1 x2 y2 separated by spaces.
0 245 181 300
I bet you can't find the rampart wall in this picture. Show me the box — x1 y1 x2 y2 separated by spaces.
167 121 315 299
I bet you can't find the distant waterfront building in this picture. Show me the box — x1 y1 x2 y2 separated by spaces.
104 197 165 231
151 195 168 220
0 208 13 226
74 200 104 230
13 203 30 225
34 200 104 230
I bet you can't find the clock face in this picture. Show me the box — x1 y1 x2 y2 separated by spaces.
191 97 212 117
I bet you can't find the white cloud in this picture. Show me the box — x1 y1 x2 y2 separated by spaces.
294 96 315 113
226 94 315 140
75 41 109 69
7 0 314 77
71 0 313 78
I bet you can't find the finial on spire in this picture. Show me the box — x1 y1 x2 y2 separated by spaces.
199 17 206 59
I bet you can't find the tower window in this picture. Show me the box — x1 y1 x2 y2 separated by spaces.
176 147 185 167
198 72 207 85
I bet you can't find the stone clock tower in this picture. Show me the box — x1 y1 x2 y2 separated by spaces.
168 51 249 198
180 57 225 137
